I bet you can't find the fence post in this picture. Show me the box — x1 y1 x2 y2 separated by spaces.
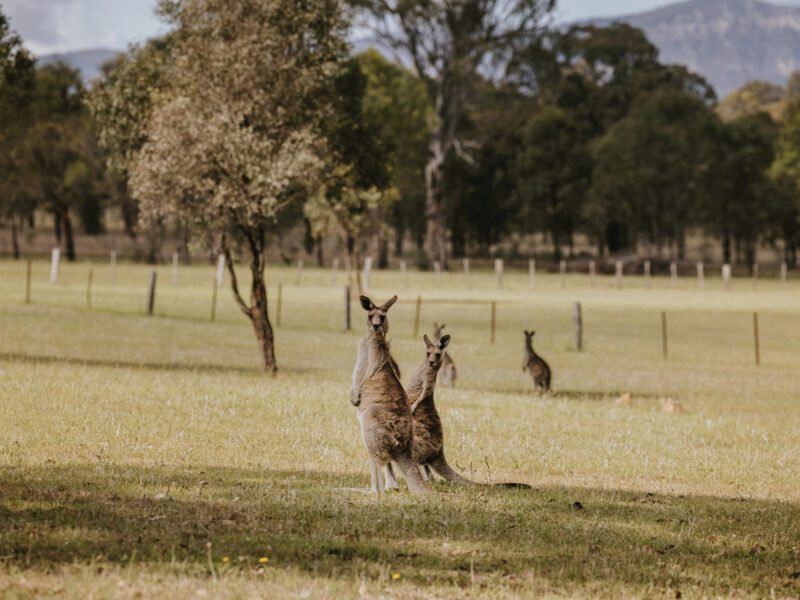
644 260 651 288
413 295 422 338
463 258 470 288
331 257 339 286
573 302 583 351
400 259 408 288
276 283 283 326
615 261 623 289
172 252 179 286
670 262 677 286
559 260 566 289
210 278 218 322
110 251 117 285
344 285 351 331
363 257 373 291
146 270 157 315
661 311 668 359
697 262 704 290
495 259 503 290
589 260 596 287
490 301 497 345
25 259 32 304
752 263 759 290
294 259 303 286
216 254 226 287
50 248 60 284
780 262 787 286
86 269 93 310
722 264 731 291
433 261 442 286
753 312 760 366
529 259 536 289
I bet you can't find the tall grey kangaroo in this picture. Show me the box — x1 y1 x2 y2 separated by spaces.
432 323 456 387
523 330 551 392
404 334 531 489
350 295 427 495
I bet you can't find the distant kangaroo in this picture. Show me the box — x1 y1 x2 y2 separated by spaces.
432 323 456 387
350 295 427 495
402 334 530 489
523 330 551 392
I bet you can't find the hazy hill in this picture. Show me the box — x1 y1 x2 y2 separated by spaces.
586 0 800 96
38 48 120 81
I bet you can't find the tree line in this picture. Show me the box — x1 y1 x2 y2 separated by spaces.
2 0 800 371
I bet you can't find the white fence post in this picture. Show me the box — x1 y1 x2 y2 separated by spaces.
49 248 60 284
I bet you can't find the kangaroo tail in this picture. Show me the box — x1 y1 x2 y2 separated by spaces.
393 453 428 494
431 453 531 489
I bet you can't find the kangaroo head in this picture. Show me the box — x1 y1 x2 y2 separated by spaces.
432 322 447 340
360 295 398 335
423 333 450 370
524 330 535 349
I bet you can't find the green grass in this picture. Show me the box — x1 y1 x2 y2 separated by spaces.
1 258 799 598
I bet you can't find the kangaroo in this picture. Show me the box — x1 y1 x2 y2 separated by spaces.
404 334 531 489
350 295 427 496
523 330 551 392
432 323 456 387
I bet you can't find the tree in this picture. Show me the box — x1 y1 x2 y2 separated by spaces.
128 0 347 374
356 0 555 268
0 9 36 258
304 57 395 292
771 96 800 266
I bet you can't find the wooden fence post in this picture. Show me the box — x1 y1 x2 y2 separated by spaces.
344 285 351 331
363 256 373 290
615 261 623 289
413 295 422 339
294 259 303 286
25 259 31 304
529 259 536 289
661 311 668 359
146 270 157 315
490 301 497 345
433 261 442 286
50 248 60 284
276 283 283 326
780 262 788 286
589 260 596 287
697 262 704 290
670 262 677 286
644 260 651 288
753 312 760 366
216 254 226 287
399 259 408 288
559 260 566 289
210 278 218 322
573 302 582 351
86 269 93 310
752 263 759 290
722 264 731 291
463 258 471 288
495 259 503 290
110 251 117 285
172 252 179 286
331 257 339 286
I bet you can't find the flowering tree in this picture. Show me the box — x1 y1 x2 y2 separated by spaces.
129 0 347 373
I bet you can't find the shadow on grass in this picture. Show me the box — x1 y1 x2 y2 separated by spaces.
1 464 798 595
0 352 316 377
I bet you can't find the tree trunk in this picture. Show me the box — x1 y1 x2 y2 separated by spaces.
11 220 20 259
315 236 324 267
722 231 731 264
54 211 62 243
62 208 76 262
394 225 404 258
424 75 452 270
249 265 277 374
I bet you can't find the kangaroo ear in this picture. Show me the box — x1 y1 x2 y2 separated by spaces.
380 295 398 311
439 334 451 350
440 323 446 330
360 296 374 311
524 330 529 336
423 334 433 348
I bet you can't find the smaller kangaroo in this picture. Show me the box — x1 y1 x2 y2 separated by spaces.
523 330 551 392
432 323 456 387
405 334 530 489
351 295 427 496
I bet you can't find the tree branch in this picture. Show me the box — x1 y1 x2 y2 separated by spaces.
221 238 251 318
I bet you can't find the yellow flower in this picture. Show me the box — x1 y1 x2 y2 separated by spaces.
222 556 230 563
391 573 401 581
259 557 270 564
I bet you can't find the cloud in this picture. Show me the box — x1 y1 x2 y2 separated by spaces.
2 0 164 56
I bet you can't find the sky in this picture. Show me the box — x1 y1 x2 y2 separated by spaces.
5 0 800 56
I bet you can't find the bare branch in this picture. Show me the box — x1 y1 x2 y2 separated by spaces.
221 238 251 318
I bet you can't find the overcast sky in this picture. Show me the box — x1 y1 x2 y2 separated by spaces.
4 0 800 55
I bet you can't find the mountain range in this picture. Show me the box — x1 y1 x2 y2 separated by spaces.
38 0 800 97
584 0 800 96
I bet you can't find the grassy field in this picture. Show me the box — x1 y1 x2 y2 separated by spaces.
1 258 799 598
